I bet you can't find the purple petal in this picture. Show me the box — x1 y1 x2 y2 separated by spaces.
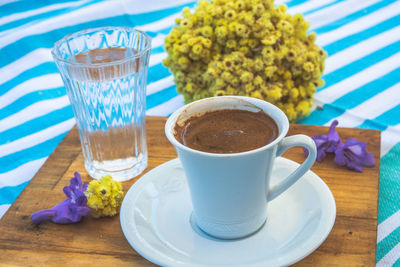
49 200 76 224
72 189 88 206
63 186 73 199
326 120 341 152
63 172 88 200
76 206 91 217
345 138 366 153
82 181 88 192
334 143 347 166
316 148 327 162
312 135 329 161
74 172 87 191
305 121 343 162
313 135 328 146
347 160 364 172
363 152 375 167
31 209 57 224
334 138 375 172
51 199 90 224
70 173 80 188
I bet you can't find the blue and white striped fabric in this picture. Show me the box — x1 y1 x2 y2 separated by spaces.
1 0 399 265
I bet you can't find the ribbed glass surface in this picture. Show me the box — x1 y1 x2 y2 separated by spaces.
52 27 151 181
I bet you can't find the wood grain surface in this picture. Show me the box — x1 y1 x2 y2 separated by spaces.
0 117 380 266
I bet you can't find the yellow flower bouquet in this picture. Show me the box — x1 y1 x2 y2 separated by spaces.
163 0 326 122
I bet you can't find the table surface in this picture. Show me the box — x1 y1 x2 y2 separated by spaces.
0 117 380 266
2 0 400 265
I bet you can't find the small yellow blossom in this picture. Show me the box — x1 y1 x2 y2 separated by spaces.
215 90 226 96
240 71 254 83
303 61 315 72
192 44 203 55
261 36 276 45
235 24 248 37
201 26 213 38
180 19 192 28
182 7 191 18
215 26 228 39
226 39 237 49
251 90 263 99
264 66 277 78
225 10 237 20
85 175 124 218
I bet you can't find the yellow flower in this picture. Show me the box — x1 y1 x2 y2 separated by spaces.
226 39 237 49
239 46 251 56
178 56 190 67
223 56 235 70
264 66 277 78
303 61 315 72
248 39 258 49
277 4 288 13
262 46 274 58
185 83 195 93
162 57 171 67
254 75 264 86
198 0 209 8
290 88 299 99
215 90 226 96
85 175 124 218
240 71 254 83
179 44 190 53
253 57 264 71
296 100 312 118
222 71 233 82
227 86 238 95
215 78 226 89
225 10 237 20
243 12 255 26
244 83 254 93
253 4 265 15
201 26 213 38
180 19 192 28
235 24 248 37
277 20 293 34
261 36 276 45
234 0 246 10
192 44 203 55
215 26 228 39
163 0 326 122
286 49 297 61
251 90 263 99
268 86 282 101
182 7 191 18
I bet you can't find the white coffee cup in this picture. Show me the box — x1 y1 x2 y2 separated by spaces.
165 96 317 239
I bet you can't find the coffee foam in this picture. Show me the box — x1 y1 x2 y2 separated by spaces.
175 97 263 127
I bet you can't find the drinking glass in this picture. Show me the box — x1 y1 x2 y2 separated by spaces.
52 27 151 181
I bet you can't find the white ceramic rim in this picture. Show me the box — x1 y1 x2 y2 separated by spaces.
120 157 337 267
165 96 290 158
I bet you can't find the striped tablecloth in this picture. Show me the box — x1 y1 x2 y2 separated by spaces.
1 0 399 265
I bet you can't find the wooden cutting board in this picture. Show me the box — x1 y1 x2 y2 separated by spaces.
0 117 380 266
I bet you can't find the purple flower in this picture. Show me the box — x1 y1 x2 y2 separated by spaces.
31 172 91 224
334 138 375 172
305 120 342 162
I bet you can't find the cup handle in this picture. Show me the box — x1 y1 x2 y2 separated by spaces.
267 134 316 201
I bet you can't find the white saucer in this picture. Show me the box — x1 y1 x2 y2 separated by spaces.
120 157 336 267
